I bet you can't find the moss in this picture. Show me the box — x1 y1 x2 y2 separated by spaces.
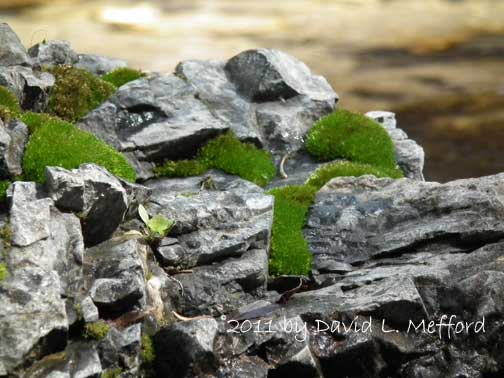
0 180 10 203
305 109 398 170
84 321 110 340
267 185 318 276
154 159 207 178
0 263 8 282
22 117 136 183
156 132 276 187
0 223 12 254
19 112 62 134
102 67 145 88
47 65 116 122
306 161 403 190
101 368 123 378
0 86 20 115
141 335 156 363
0 105 16 124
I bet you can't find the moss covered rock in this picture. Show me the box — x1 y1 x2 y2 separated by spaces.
101 67 145 88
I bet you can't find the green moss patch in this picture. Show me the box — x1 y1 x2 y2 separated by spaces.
47 65 116 122
155 132 276 187
267 185 318 276
19 112 61 134
306 161 403 190
102 67 145 88
101 368 123 378
23 116 136 183
0 86 20 114
84 321 110 340
0 181 10 203
306 109 398 170
0 263 8 282
141 335 156 363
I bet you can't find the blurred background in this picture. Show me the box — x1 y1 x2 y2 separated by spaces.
1 0 503 182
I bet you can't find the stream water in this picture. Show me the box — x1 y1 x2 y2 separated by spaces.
2 0 504 181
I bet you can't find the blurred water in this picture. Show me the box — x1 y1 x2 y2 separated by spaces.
1 0 504 181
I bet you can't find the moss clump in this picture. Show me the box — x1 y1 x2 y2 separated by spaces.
102 67 145 88
306 161 403 190
0 86 20 115
47 65 116 122
84 321 110 340
153 159 207 178
306 109 398 170
141 335 156 363
101 368 123 378
19 112 62 134
0 181 10 203
156 132 277 187
267 185 318 276
0 263 8 282
23 116 136 183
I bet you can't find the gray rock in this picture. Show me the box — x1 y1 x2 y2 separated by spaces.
457 270 504 318
366 111 425 180
28 40 79 67
0 65 54 111
155 318 219 378
75 53 127 76
45 164 130 246
225 48 336 103
99 324 141 374
305 174 504 267
9 181 52 247
81 296 99 323
0 119 28 177
78 75 229 178
0 23 31 67
0 267 67 374
84 239 147 316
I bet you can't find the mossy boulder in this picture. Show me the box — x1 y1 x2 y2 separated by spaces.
306 109 398 170
23 116 136 183
46 65 116 122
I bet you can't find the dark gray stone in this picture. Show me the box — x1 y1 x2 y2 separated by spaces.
99 324 141 374
305 174 504 267
28 40 79 67
75 53 127 76
0 119 28 178
366 110 425 180
45 164 130 246
0 23 31 67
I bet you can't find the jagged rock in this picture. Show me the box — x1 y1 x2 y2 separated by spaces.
176 49 337 154
225 49 335 104
28 40 79 67
75 53 127 76
45 164 133 246
366 111 425 180
99 324 141 374
23 342 102 378
457 270 504 318
0 65 54 111
0 267 67 375
0 23 31 67
81 296 99 323
154 318 219 378
305 174 504 267
78 75 229 179
0 119 28 178
84 239 147 317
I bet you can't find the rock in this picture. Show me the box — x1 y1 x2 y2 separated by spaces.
23 342 102 378
366 111 425 180
75 53 127 76
176 50 337 154
225 49 336 103
0 65 55 111
305 174 504 267
78 75 229 179
0 119 28 178
0 23 31 67
154 318 219 378
28 40 79 67
457 270 504 318
81 296 99 323
84 239 147 317
8 181 52 247
45 164 130 246
99 324 141 374
0 267 67 374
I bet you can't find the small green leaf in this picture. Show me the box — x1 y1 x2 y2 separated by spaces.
148 214 174 236
138 204 150 225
